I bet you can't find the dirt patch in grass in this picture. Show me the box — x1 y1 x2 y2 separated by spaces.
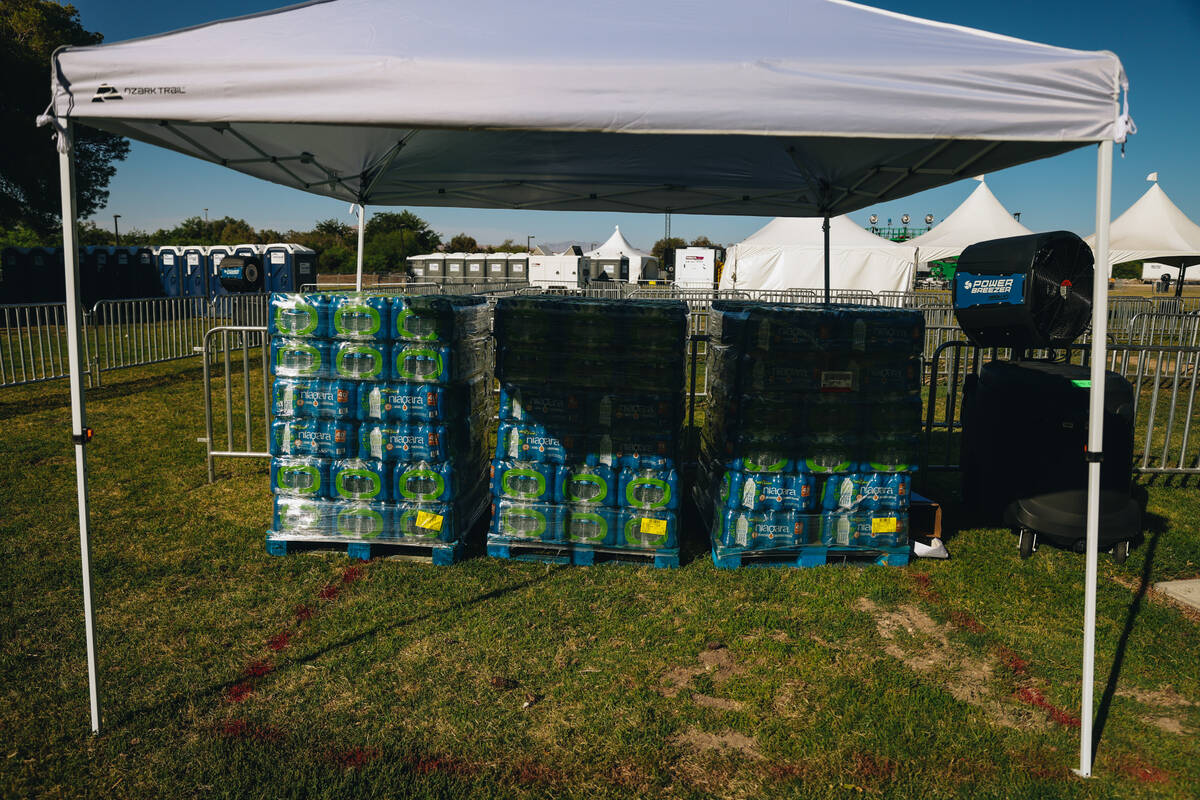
661 643 745 702
673 727 762 759
1118 685 1197 708
855 598 1040 730
698 645 744 683
1144 715 1194 735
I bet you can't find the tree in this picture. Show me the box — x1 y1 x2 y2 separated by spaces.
364 210 441 253
364 228 423 273
1 2 130 234
314 218 355 243
651 237 688 262
446 233 478 253
690 236 722 249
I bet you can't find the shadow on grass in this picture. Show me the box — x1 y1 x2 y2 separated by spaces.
1090 506 1169 762
103 563 567 736
0 361 210 422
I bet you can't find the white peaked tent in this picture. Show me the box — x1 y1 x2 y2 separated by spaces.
721 215 914 291
44 0 1131 776
1085 180 1200 271
905 180 1034 265
585 226 657 283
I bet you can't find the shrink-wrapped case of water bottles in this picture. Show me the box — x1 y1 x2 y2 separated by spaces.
488 296 688 563
696 301 923 566
266 292 492 556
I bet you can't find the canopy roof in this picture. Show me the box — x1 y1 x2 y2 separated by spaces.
721 214 914 292
1084 182 1200 268
586 227 653 259
48 0 1130 218
903 180 1033 263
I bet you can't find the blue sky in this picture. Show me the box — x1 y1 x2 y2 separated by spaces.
71 0 1200 250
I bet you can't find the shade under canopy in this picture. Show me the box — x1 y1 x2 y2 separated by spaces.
48 0 1131 218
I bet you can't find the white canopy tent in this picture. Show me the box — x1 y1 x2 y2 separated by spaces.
1084 179 1200 273
584 226 657 283
43 0 1131 775
720 215 915 292
905 179 1034 265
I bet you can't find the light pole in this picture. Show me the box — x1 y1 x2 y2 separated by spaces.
526 234 535 253
112 214 121 247
203 208 209 245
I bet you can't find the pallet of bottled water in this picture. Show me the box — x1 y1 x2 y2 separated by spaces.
696 301 924 569
264 292 492 563
487 296 689 568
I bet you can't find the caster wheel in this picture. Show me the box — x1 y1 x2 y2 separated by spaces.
1018 528 1035 559
1112 541 1130 565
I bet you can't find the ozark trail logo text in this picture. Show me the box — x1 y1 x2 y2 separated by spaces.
92 85 186 102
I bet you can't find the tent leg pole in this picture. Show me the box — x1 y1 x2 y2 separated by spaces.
822 213 831 304
58 122 101 735
1077 138 1113 779
355 203 366 291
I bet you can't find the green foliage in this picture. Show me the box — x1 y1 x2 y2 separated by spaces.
446 233 478 253
689 235 722 249
1113 260 1143 280
0 1 130 233
0 222 43 249
650 236 687 262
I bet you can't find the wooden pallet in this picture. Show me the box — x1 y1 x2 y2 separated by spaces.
711 543 910 569
486 538 680 568
265 535 466 565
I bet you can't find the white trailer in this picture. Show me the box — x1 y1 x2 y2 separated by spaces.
674 247 720 287
528 255 582 288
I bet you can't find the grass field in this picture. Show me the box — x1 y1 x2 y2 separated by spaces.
2 358 1199 799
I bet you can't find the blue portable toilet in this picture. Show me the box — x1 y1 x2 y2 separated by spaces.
181 246 208 297
30 248 65 303
232 243 263 261
81 245 115 306
262 243 318 293
206 246 233 296
155 246 184 297
130 247 158 297
1 247 30 304
110 246 138 299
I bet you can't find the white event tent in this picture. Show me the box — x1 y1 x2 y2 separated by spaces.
585 226 657 283
905 179 1034 266
1084 178 1200 274
720 215 915 292
43 0 1132 775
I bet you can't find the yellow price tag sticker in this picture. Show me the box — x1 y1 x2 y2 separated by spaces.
416 511 444 532
871 516 898 534
640 518 667 536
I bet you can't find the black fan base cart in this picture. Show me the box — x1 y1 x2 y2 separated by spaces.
960 359 1142 562
1005 490 1142 564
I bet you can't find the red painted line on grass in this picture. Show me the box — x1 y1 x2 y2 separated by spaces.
267 630 292 652
949 610 986 634
1014 687 1080 728
1117 757 1171 785
224 682 253 704
910 572 946 603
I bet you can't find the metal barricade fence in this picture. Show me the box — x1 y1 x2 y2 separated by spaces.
923 335 1200 476
199 325 271 482
1127 312 1200 347
0 302 82 387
